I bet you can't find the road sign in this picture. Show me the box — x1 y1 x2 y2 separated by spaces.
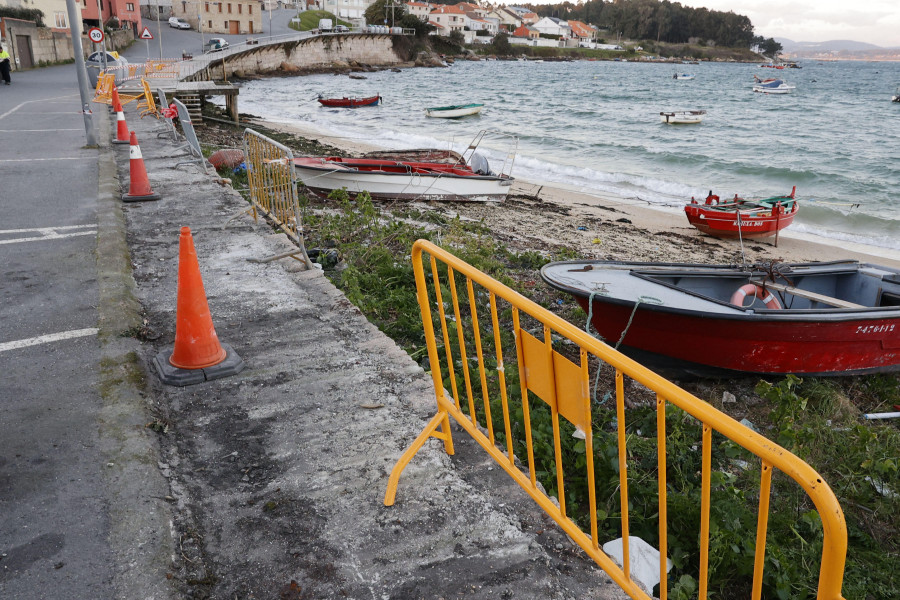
88 27 104 43
139 27 154 40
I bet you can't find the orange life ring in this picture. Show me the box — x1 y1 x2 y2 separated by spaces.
731 284 782 309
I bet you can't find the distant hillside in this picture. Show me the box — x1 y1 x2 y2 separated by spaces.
776 38 882 53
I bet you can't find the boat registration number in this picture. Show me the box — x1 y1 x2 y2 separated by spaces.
734 220 764 227
856 324 895 334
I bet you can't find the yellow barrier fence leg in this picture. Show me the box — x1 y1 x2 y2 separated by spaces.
384 410 454 506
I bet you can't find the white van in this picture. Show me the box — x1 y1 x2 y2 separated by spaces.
318 18 333 32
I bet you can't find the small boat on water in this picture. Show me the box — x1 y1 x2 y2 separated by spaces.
290 130 516 202
540 259 900 376
893 86 900 102
317 94 382 108
660 110 706 124
684 187 798 239
673 73 695 80
760 63 785 69
424 103 484 118
752 78 795 94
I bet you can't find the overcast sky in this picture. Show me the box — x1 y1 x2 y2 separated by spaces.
678 1 900 46
506 1 900 47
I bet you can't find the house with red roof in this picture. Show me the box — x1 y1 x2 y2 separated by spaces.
512 24 539 40
567 20 596 44
428 4 468 35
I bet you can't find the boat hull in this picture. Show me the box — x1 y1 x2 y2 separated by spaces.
571 296 900 377
660 111 705 124
292 159 512 202
541 260 900 377
684 202 798 239
425 104 484 118
317 95 381 108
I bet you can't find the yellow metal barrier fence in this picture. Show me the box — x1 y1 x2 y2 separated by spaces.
385 239 848 600
242 129 313 268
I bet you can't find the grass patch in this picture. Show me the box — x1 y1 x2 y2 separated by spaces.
201 115 900 599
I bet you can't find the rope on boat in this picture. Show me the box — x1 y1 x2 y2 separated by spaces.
584 290 662 404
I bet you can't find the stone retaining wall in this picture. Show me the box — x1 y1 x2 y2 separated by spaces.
187 34 403 80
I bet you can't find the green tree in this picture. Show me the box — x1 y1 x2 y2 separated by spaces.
491 32 512 56
448 29 465 47
364 0 407 28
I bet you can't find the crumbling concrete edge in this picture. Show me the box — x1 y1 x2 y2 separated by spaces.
94 107 177 599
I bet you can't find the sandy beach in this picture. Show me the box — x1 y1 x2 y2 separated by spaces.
252 118 900 270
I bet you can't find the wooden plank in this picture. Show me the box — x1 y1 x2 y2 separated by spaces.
751 280 864 309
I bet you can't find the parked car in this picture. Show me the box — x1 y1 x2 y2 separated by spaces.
204 38 230 52
85 51 129 87
168 17 191 29
334 24 350 33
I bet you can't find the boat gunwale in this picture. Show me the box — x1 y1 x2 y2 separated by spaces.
292 159 513 182
540 259 900 322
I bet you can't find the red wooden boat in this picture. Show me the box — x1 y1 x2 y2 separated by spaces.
684 187 799 239
541 260 900 377
317 94 382 108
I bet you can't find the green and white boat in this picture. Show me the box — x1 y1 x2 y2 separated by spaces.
424 103 484 118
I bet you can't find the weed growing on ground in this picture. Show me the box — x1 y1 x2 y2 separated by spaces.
200 116 900 598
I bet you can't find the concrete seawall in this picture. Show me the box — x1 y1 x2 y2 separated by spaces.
186 34 406 81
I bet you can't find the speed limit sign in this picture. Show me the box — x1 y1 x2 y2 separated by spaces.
88 27 104 43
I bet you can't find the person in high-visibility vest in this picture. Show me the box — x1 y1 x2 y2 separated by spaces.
0 45 11 85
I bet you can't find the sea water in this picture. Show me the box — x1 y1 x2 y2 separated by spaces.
232 59 900 253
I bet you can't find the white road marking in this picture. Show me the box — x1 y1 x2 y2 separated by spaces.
0 225 97 245
0 157 93 163
0 328 99 353
0 128 83 132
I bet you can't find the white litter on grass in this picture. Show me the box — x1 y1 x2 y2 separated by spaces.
602 535 673 595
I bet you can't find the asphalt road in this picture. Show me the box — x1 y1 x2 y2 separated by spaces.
120 5 303 61
0 65 115 598
0 65 172 599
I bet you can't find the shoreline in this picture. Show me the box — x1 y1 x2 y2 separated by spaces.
252 117 900 269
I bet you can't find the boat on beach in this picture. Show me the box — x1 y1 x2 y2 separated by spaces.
290 130 516 202
752 79 795 94
317 94 382 108
540 259 900 377
660 110 706 124
424 103 484 118
684 187 799 239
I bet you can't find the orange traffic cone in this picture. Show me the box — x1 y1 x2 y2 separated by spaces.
122 131 161 202
152 228 244 386
169 227 227 369
112 88 130 145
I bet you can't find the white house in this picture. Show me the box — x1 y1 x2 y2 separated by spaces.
318 0 375 20
405 1 433 22
532 16 569 37
428 4 467 35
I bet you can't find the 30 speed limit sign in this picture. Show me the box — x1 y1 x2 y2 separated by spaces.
88 27 104 43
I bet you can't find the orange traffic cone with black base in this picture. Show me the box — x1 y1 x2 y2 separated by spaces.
112 87 130 145
122 131 161 202
153 227 244 386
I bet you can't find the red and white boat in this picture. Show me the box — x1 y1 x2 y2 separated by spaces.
541 260 900 377
684 187 799 239
291 131 517 202
317 94 382 108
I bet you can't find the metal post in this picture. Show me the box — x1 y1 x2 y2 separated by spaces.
65 0 97 146
156 0 163 59
268 3 272 39
94 0 107 73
